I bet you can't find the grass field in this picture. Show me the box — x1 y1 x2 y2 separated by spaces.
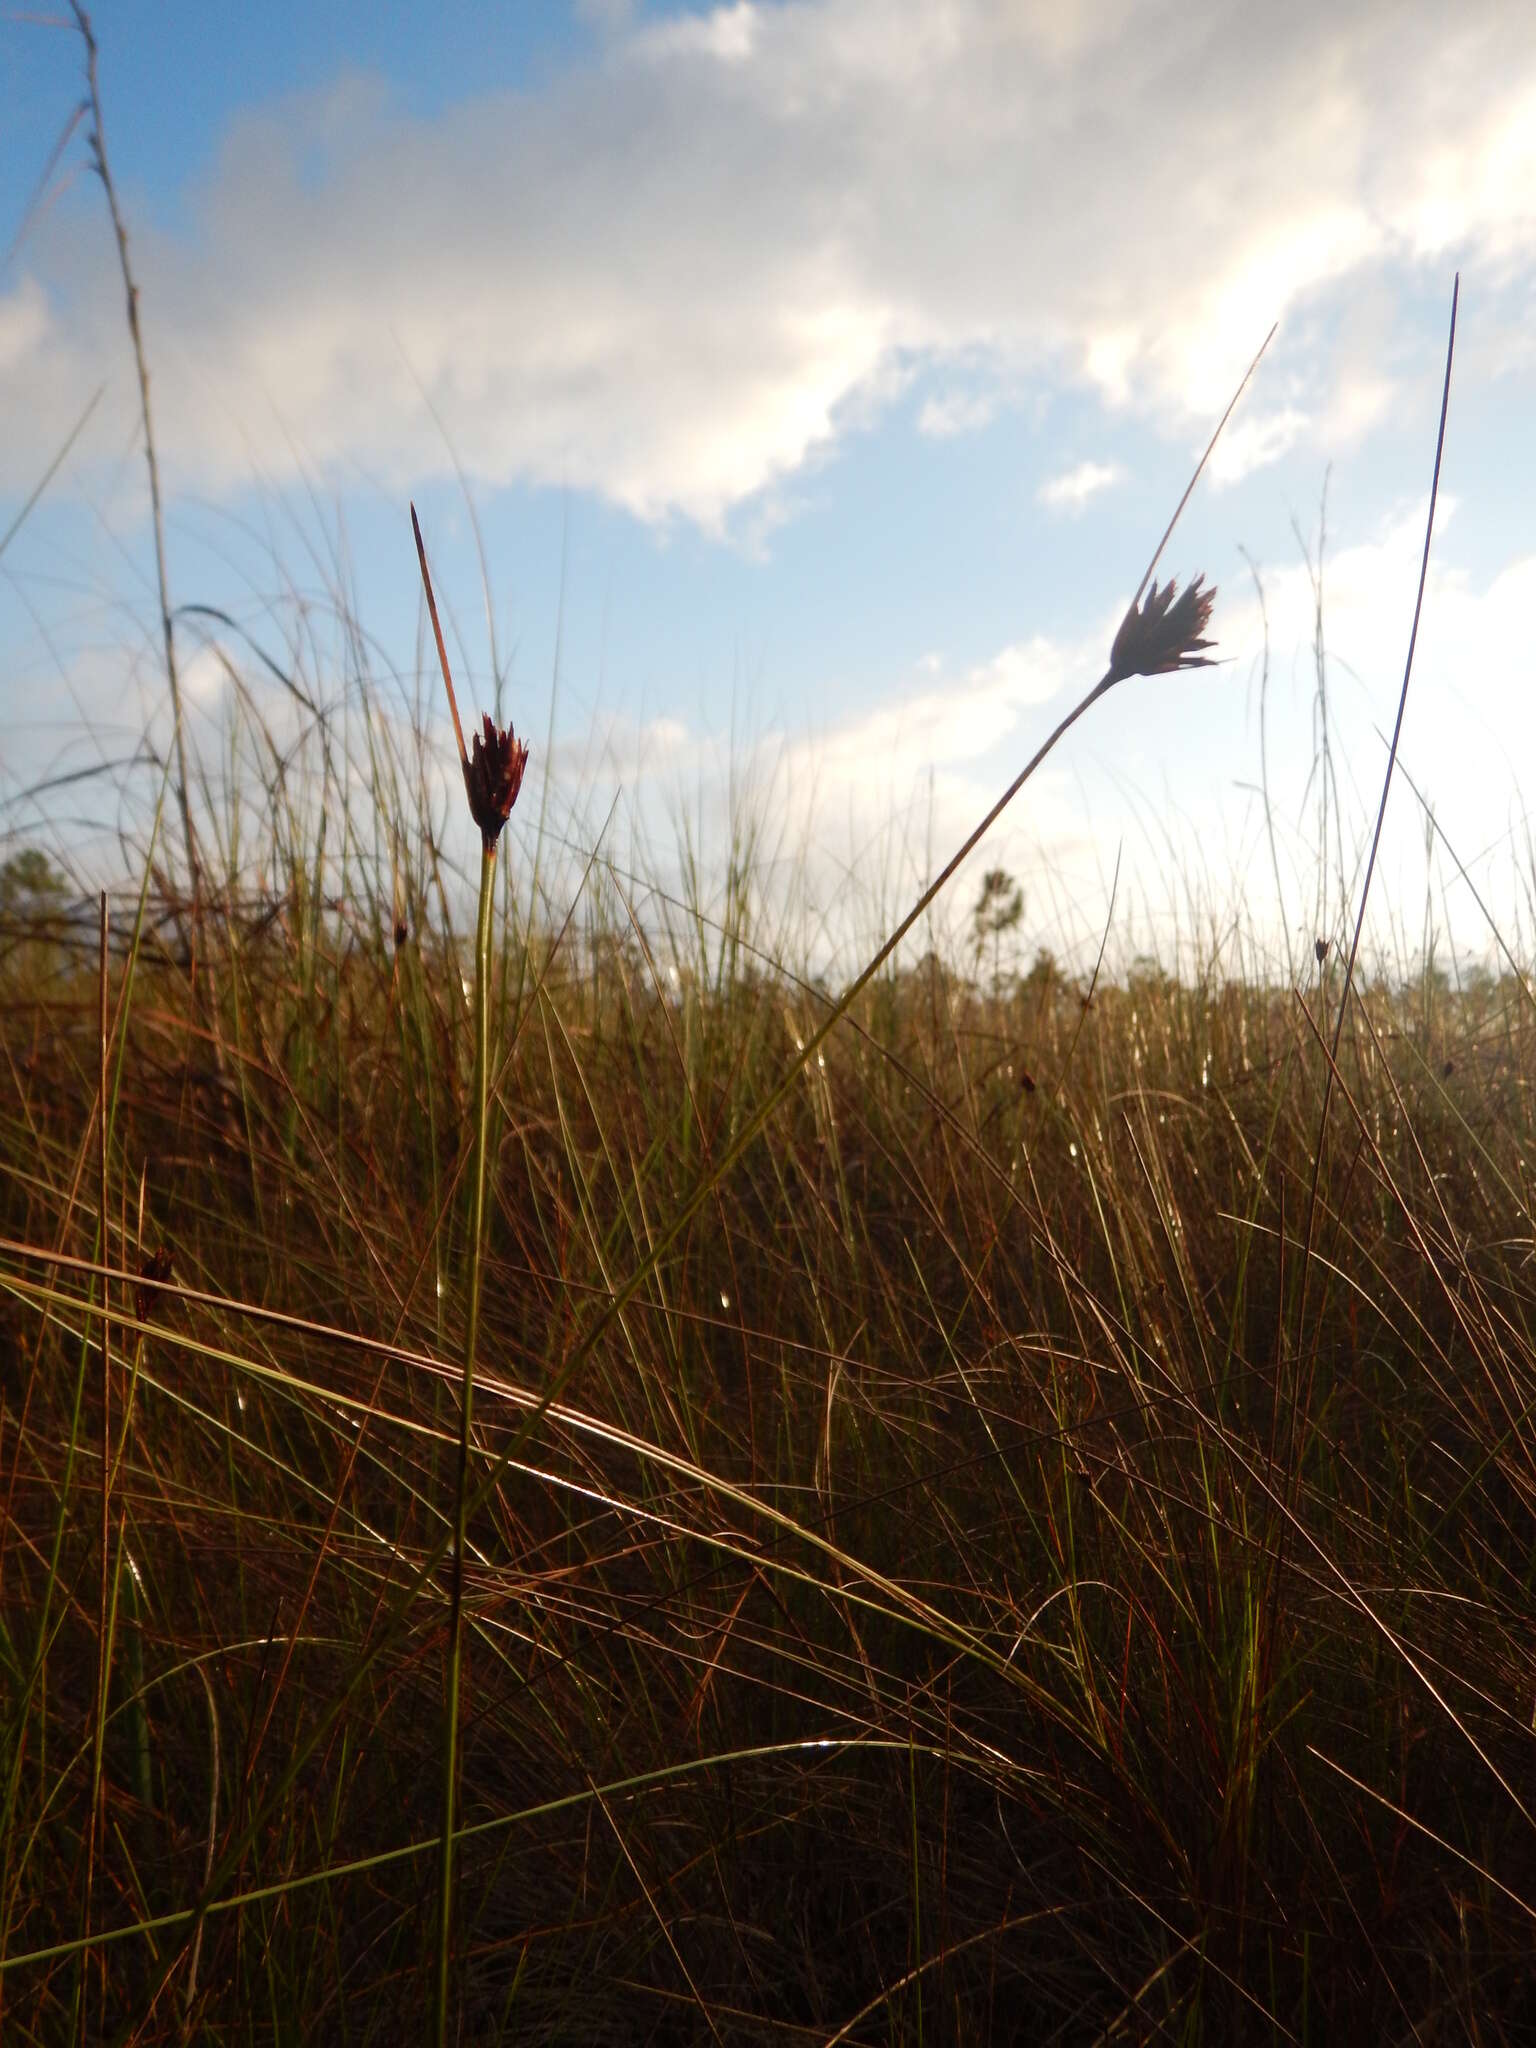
6 463 1536 2042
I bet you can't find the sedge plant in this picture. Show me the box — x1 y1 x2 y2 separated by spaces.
410 504 529 2046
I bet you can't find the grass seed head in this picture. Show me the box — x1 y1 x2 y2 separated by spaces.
464 712 529 852
1107 574 1217 683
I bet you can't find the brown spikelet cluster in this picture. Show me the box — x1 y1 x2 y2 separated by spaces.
1107 575 1217 683
464 713 530 853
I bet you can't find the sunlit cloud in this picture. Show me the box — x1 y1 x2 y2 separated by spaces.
918 389 999 439
1037 460 1123 513
5 0 1534 527
1208 408 1310 485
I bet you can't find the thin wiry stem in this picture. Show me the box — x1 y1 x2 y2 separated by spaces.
183 1666 220 2026
70 4 199 914
1268 273 1459 1679
1293 275 1459 1396
1129 323 1275 609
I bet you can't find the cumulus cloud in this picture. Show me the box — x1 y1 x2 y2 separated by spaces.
7 0 1536 529
1207 407 1310 485
1037 460 1123 512
604 633 1081 841
918 389 999 439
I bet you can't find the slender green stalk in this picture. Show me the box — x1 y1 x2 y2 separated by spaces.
434 838 497 2043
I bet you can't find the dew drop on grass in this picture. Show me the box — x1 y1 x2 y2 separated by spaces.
1069 1141 1078 1159
720 1290 731 1309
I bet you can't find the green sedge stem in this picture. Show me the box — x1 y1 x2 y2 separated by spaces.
435 839 497 2043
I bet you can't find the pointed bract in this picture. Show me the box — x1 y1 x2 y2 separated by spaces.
1107 575 1217 683
412 506 531 853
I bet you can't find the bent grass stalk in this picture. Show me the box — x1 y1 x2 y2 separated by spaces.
481 329 1271 1455
405 555 1222 2020
411 505 528 2047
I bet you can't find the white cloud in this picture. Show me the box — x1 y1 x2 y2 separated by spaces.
180 643 232 708
1323 374 1396 446
0 278 51 372
1037 460 1123 512
8 0 1536 526
918 389 998 438
1207 407 1311 485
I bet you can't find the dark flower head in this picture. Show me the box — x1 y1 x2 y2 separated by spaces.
135 1246 174 1325
1107 575 1217 684
464 713 530 852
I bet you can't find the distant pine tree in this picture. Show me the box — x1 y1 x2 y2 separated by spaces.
971 867 1023 992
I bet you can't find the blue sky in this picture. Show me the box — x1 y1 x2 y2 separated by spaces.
5 0 1536 975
